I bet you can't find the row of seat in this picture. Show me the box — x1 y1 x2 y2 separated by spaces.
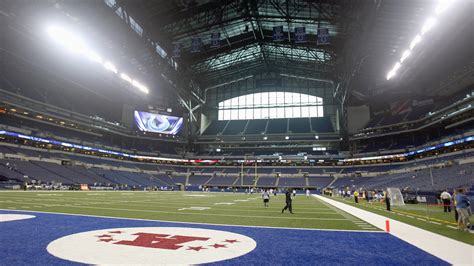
202 117 334 135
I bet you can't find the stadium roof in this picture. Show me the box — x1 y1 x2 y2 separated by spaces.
116 0 361 89
1 0 472 111
111 0 473 100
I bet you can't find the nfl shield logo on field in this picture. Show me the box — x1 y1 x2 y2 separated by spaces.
47 227 257 264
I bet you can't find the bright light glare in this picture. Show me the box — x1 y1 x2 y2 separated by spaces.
103 61 118 73
400 50 411 63
392 62 401 72
46 25 150 94
409 35 422 50
386 70 396 80
421 17 437 35
47 26 88 53
435 0 453 15
120 73 132 83
85 51 103 63
132 80 149 94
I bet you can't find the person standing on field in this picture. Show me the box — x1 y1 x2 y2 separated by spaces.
440 189 452 213
385 190 391 211
262 189 270 208
353 190 359 203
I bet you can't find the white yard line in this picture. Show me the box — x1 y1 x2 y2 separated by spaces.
315 195 473 265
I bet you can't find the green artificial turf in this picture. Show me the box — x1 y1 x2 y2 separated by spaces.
0 191 378 231
327 196 474 245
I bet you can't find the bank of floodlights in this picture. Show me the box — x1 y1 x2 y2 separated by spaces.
386 0 454 80
46 26 149 94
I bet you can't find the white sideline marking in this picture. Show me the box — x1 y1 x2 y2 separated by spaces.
234 200 249 202
214 202 235 205
446 225 458 230
183 195 214 197
315 195 473 265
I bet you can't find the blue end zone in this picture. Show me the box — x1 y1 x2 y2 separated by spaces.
0 210 447 265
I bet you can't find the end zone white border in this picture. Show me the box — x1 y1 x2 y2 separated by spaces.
315 195 473 265
0 214 36 222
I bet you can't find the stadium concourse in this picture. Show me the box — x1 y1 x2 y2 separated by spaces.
1 0 474 265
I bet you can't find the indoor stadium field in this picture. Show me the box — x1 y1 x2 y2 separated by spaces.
1 0 473 265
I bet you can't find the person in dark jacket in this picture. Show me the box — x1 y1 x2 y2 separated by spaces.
282 188 294 214
385 190 391 211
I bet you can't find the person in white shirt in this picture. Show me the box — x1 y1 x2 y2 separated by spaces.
262 189 270 208
440 189 452 213
306 189 310 197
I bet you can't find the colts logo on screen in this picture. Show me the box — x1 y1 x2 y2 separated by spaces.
47 227 257 264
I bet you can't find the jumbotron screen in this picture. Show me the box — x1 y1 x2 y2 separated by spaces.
134 111 183 135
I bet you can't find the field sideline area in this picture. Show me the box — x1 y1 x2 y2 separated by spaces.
0 191 377 231
329 195 474 245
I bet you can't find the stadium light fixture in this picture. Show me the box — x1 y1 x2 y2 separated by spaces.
421 17 437 35
46 25 151 94
263 136 268 140
47 26 88 54
392 62 401 72
120 73 132 83
85 51 103 64
285 136 290 140
435 0 453 15
132 80 149 94
386 61 401 80
409 35 422 50
386 70 397 80
103 61 118 74
386 0 455 82
400 50 411 63
315 135 319 139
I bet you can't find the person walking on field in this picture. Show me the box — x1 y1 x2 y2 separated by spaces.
262 189 270 208
440 189 452 213
353 190 359 203
282 188 294 214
